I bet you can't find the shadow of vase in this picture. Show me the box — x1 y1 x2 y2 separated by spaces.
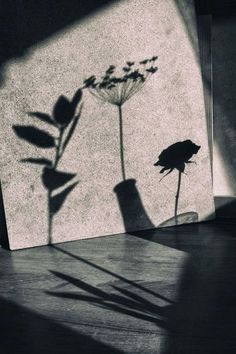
113 178 155 232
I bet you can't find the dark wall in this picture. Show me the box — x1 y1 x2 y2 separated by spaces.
195 0 236 16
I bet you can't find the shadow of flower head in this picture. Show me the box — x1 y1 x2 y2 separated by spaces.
83 56 158 106
154 140 201 225
83 57 158 182
154 140 201 179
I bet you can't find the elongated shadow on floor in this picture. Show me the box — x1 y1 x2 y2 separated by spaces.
50 244 173 305
160 220 236 354
46 270 168 329
48 222 236 354
0 295 123 354
128 217 222 254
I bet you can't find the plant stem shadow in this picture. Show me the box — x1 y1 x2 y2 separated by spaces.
13 89 83 244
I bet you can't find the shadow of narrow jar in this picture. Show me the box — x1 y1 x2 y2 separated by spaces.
113 178 155 232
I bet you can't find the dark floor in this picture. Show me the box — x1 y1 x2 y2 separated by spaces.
0 220 236 354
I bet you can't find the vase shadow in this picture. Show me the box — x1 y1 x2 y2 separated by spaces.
113 178 155 232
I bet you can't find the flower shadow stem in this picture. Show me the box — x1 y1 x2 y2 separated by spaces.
47 190 53 244
118 104 126 181
175 170 182 224
54 127 64 169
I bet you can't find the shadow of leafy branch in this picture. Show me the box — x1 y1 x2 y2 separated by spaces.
45 245 174 329
46 270 168 328
13 88 83 243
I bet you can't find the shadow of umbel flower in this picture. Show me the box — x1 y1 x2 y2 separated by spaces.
13 88 83 244
83 56 158 181
154 140 201 226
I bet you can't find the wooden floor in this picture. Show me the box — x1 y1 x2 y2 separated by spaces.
0 220 236 354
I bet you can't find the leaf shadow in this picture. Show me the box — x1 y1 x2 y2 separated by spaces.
12 88 83 244
50 182 79 215
46 270 168 329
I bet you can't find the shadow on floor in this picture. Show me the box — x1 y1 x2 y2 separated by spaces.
50 244 173 305
160 221 236 354
46 269 171 330
0 295 123 354
48 221 236 354
127 222 204 253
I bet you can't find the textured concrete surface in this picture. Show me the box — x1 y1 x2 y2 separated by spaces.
0 0 214 249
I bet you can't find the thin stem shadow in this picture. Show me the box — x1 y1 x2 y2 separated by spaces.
175 170 182 224
118 104 126 181
13 89 83 244
154 140 201 227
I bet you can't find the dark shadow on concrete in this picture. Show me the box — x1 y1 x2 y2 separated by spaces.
0 295 123 354
0 0 117 247
12 89 83 244
161 220 236 354
0 182 9 249
114 179 155 232
154 140 200 225
0 0 117 86
175 0 200 57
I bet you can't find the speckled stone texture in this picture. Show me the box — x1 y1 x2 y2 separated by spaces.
0 0 214 249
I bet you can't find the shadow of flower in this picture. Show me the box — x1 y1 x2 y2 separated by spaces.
84 56 158 181
154 140 200 225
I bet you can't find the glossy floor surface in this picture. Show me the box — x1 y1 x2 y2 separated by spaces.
0 220 236 353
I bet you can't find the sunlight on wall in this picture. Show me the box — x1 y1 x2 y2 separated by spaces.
0 0 214 249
